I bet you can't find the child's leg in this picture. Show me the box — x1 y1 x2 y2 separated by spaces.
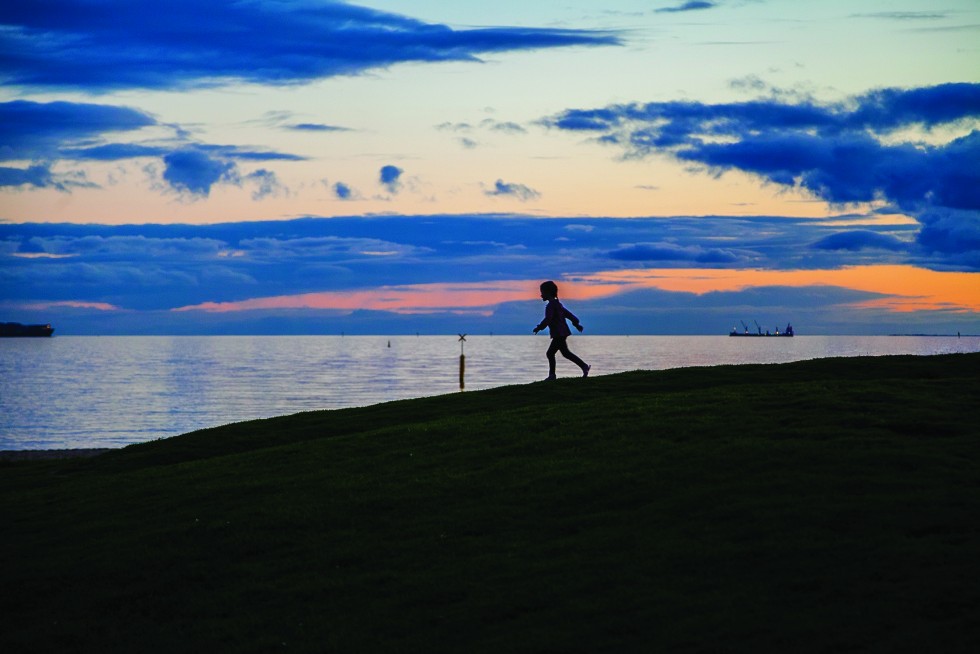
546 338 560 379
557 338 588 372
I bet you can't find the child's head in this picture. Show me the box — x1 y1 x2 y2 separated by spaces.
540 280 559 300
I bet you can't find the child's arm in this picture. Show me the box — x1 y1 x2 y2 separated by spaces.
533 303 553 333
564 307 584 332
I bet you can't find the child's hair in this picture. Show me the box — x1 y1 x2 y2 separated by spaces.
540 280 559 297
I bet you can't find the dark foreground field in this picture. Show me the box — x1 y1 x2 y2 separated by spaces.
2 353 979 653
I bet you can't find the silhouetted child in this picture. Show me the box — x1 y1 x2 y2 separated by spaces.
533 280 590 380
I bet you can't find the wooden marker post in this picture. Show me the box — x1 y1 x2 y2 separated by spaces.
458 334 467 390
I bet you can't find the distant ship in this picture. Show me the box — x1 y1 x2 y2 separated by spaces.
729 321 794 337
0 322 55 337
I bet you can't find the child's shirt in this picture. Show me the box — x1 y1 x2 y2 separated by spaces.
536 298 579 338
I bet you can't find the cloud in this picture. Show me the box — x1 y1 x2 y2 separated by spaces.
0 100 156 161
0 164 97 191
435 122 474 132
438 119 527 147
655 1 718 13
194 145 306 163
810 230 908 252
5 215 977 334
334 182 355 200
286 123 351 132
546 83 980 267
0 164 58 189
238 236 423 259
379 165 404 194
0 100 306 198
484 179 541 201
19 235 228 257
162 149 238 197
485 119 528 135
254 110 352 133
849 11 947 21
548 84 980 140
59 142 304 163
728 74 770 94
245 169 287 201
608 242 743 263
1 214 921 286
915 208 980 268
59 143 170 161
1 0 621 92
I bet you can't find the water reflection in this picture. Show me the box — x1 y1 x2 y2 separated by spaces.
1 335 977 449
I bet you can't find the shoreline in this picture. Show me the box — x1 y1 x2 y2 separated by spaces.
0 448 114 461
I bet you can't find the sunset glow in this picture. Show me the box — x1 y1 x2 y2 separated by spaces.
577 266 980 313
174 280 629 314
166 265 978 320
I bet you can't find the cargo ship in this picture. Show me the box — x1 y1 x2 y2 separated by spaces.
729 321 793 337
0 322 55 337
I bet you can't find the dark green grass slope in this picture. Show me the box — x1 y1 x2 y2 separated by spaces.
2 354 979 653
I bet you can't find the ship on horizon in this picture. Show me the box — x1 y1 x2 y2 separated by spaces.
0 322 55 337
729 320 793 337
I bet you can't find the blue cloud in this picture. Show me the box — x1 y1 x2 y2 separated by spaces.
0 100 307 197
1 1 620 91
916 208 980 268
59 143 169 161
608 242 742 263
59 142 303 167
0 164 97 191
2 213 969 335
334 182 354 200
380 165 404 194
245 169 286 201
850 11 948 21
488 121 528 135
485 179 541 201
195 145 306 163
0 100 156 161
548 83 980 138
546 84 980 263
162 149 238 197
850 84 980 131
810 230 908 252
287 123 351 132
656 1 717 13
18 235 228 258
0 164 57 190
675 129 980 214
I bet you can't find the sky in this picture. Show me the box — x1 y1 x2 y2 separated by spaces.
1 0 979 335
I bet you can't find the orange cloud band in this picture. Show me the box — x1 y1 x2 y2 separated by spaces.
171 265 978 315
574 265 980 313
173 280 625 314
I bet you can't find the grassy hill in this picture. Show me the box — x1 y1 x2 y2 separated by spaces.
2 353 979 652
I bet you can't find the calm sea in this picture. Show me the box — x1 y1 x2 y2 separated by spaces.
2 335 978 450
